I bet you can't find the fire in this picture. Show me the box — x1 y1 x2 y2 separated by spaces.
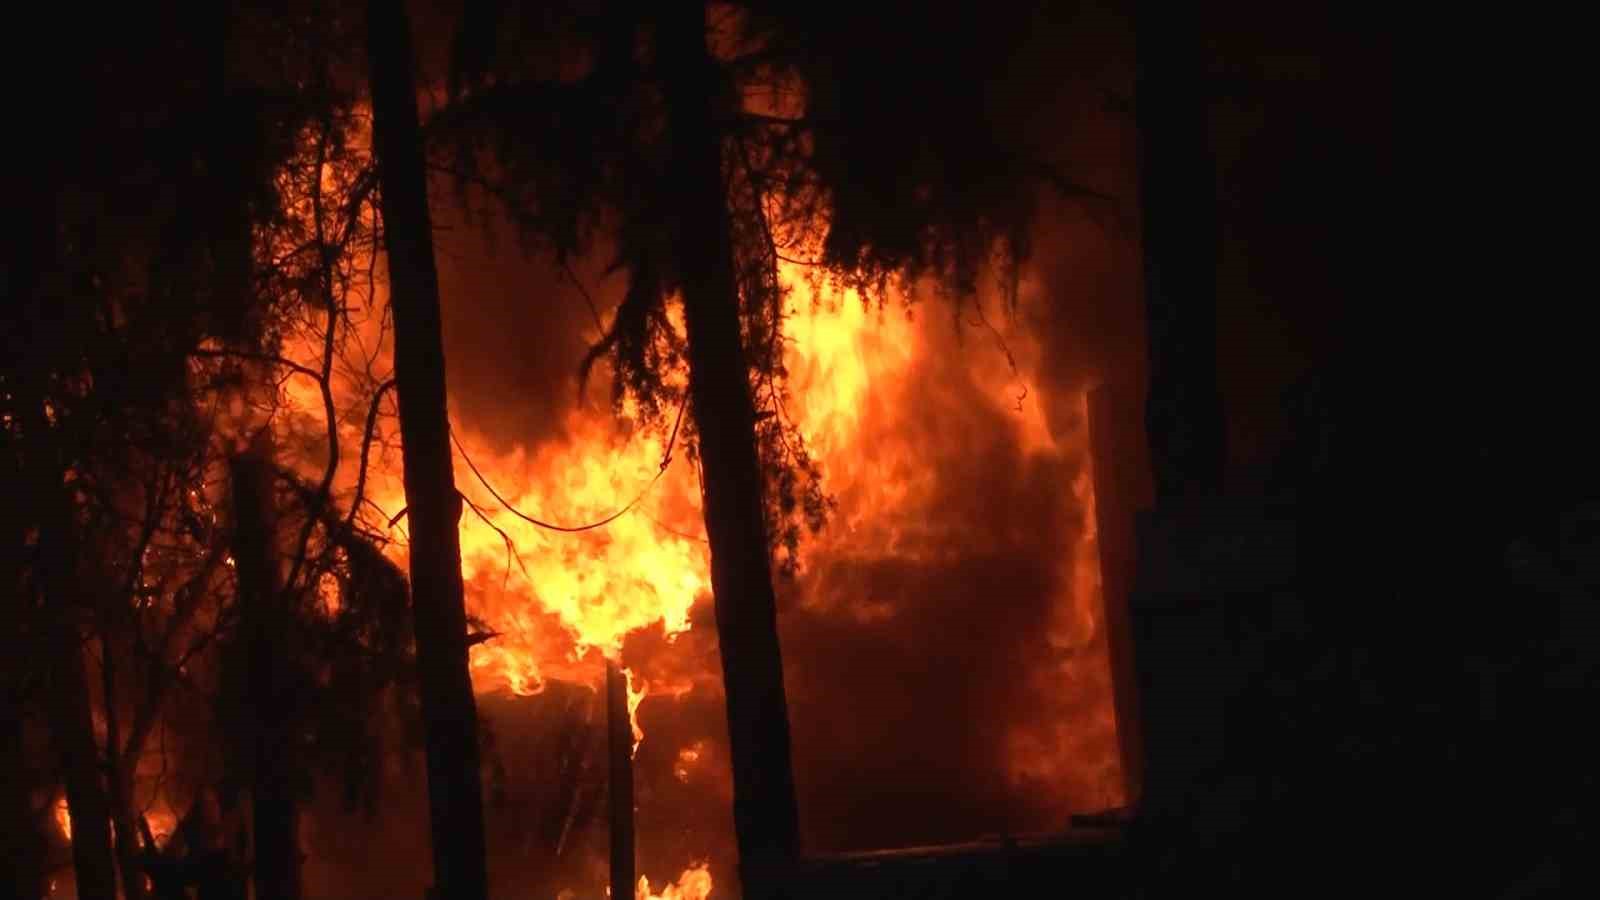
54 797 70 841
625 666 647 755
447 406 710 692
637 863 714 900
776 267 1122 815
267 108 1116 889
281 245 1115 763
146 807 179 846
313 262 1096 710
54 796 180 850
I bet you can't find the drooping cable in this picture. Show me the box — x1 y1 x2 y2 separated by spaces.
448 391 689 534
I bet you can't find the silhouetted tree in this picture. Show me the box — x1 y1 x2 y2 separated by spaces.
2 6 382 896
1132 1 1225 504
6 135 122 900
230 433 302 900
366 2 492 897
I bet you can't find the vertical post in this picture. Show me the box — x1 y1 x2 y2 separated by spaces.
607 662 635 900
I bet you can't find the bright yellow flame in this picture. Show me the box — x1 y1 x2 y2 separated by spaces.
275 167 1119 833
625 666 647 757
637 863 714 900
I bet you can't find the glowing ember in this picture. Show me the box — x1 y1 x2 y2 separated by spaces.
674 742 706 783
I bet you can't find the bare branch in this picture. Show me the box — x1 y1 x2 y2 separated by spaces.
344 378 397 536
188 348 322 384
285 120 345 594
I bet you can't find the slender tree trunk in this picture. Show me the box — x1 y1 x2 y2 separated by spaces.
606 662 634 900
366 3 490 898
98 622 148 900
27 406 119 900
0 477 43 900
1126 0 1230 850
40 528 118 896
1134 1 1225 503
107 777 148 900
10 145 118 900
46 628 118 900
230 432 301 900
0 693 43 900
656 6 801 896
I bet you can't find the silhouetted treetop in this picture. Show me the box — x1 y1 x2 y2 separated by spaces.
440 2 1077 296
737 3 1054 293
430 2 1094 571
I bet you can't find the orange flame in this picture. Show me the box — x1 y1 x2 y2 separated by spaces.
55 797 179 851
267 113 1119 886
277 248 1115 795
54 798 70 841
637 862 714 900
624 666 647 756
146 807 179 847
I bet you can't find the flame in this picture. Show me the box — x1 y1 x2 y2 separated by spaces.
278 245 1116 780
625 666 647 756
637 863 714 900
267 107 1118 889
146 807 179 846
54 799 179 849
54 797 70 841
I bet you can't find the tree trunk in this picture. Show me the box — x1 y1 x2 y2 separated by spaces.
606 662 634 900
33 417 119 900
230 432 301 900
0 693 44 900
1134 1 1226 503
0 476 44 900
46 625 117 900
98 609 148 900
108 779 149 900
9 138 119 900
366 3 490 898
656 6 801 897
1126 0 1231 849
48 634 118 900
